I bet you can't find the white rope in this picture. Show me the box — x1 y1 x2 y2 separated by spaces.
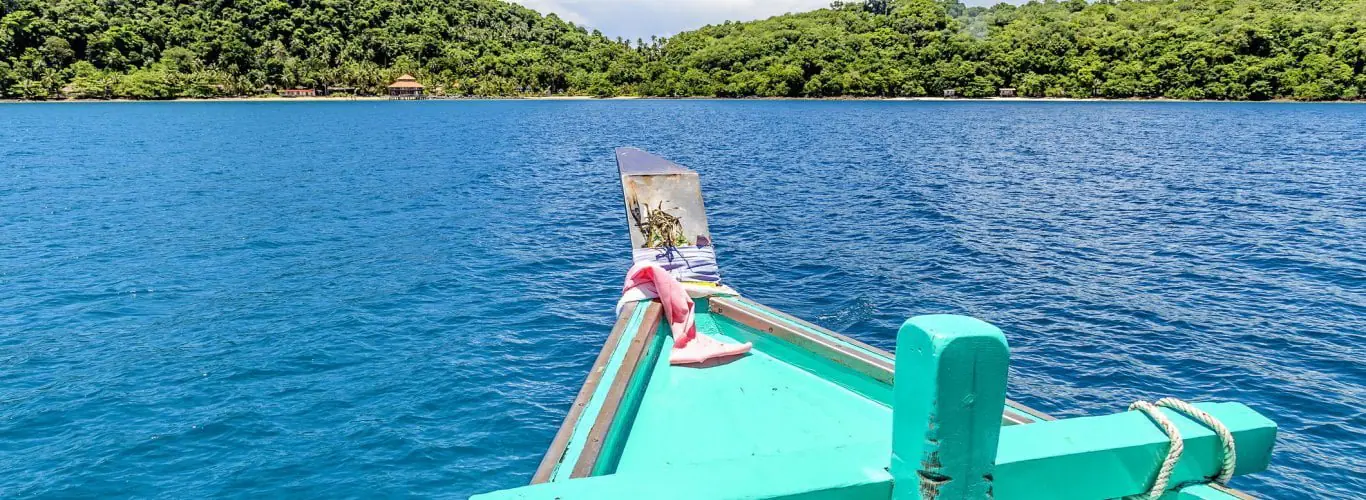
1128 400 1184 499
1154 397 1237 485
1126 398 1238 499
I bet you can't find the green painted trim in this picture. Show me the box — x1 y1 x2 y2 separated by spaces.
471 443 892 500
734 296 890 362
550 303 648 482
891 315 1010 500
592 321 668 475
732 297 1048 425
709 313 894 405
993 402 1277 499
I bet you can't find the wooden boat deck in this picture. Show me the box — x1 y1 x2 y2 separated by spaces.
616 303 892 473
531 296 1053 484
488 296 1264 500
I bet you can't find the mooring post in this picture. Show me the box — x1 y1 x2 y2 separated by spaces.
891 315 1010 500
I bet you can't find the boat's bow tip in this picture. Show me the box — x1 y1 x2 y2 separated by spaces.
614 147 695 176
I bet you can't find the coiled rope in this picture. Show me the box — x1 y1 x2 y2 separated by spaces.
1127 397 1238 499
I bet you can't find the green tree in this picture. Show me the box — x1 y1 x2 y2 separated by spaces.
68 61 119 99
40 36 73 68
0 0 1361 100
116 65 177 99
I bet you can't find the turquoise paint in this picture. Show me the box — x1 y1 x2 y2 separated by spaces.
993 401 1277 499
471 442 892 500
505 299 1275 499
593 321 669 475
611 311 893 474
732 298 1046 425
1167 485 1244 499
549 303 649 482
734 297 891 362
890 315 1010 500
710 313 895 405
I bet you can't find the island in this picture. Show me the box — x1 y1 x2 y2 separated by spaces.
0 0 1362 101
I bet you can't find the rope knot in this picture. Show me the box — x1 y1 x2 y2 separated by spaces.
1126 398 1238 499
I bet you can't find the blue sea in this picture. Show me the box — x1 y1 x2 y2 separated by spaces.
2 100 1362 498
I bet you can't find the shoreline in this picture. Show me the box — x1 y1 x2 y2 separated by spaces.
1 95 1360 104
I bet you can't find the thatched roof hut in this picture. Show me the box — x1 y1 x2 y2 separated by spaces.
388 74 424 99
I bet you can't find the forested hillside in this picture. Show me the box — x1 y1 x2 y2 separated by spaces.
0 0 635 98
1 0 1363 100
655 0 1366 100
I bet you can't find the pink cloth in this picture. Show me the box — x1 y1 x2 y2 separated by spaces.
622 263 752 365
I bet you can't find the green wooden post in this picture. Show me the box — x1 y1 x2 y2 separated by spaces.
891 315 1010 500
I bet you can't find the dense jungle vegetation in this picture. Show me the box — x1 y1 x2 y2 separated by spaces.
1 0 1363 100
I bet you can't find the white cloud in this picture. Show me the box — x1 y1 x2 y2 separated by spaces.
511 0 832 40
512 0 593 27
512 0 1022 40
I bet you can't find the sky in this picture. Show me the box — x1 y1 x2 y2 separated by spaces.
511 0 1010 41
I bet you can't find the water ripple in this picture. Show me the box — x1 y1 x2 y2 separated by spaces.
1 100 1362 498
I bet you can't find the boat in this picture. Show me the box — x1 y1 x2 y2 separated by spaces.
472 148 1278 499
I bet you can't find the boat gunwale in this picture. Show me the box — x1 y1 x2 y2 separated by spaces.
711 296 1056 425
569 302 662 478
531 300 642 483
727 297 896 367
1209 484 1256 499
709 298 894 383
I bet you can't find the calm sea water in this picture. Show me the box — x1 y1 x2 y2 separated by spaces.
2 100 1362 498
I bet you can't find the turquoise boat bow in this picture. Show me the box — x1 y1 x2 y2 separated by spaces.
473 149 1277 500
